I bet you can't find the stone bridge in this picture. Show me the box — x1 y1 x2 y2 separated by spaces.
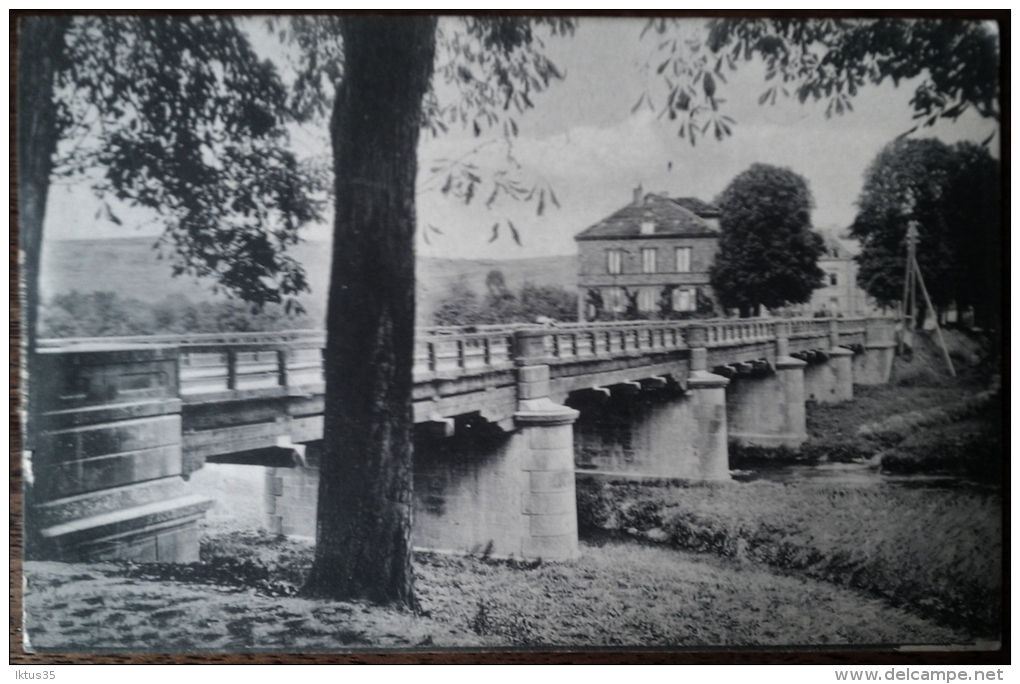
27 316 896 565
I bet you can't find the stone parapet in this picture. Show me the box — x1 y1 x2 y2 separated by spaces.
27 347 211 563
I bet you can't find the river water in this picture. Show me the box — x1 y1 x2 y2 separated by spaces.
730 458 995 491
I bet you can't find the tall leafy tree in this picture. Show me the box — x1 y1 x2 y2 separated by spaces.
17 16 323 450
851 138 955 314
851 138 1000 327
18 14 572 609
286 17 573 607
944 142 1001 329
710 164 824 317
302 18 437 606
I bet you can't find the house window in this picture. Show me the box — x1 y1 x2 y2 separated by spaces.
638 287 657 313
672 287 695 312
607 249 623 275
641 248 657 274
640 220 655 235
605 287 626 313
829 273 838 286
675 247 692 273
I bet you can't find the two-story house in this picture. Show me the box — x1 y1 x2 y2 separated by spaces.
575 188 720 321
802 228 880 317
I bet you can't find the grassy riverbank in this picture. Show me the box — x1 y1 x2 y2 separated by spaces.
24 531 966 652
576 478 1001 638
581 337 1004 639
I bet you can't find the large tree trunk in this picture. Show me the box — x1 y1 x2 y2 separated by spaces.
303 17 436 608
17 18 69 451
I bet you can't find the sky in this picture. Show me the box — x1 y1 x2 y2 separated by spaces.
42 16 1000 261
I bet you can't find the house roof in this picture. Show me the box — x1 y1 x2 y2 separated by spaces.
670 196 720 218
575 194 719 241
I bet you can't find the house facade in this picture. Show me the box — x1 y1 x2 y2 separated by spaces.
801 228 879 317
575 189 720 321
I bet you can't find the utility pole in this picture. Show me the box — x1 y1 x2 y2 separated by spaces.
900 221 955 377
912 250 956 378
899 222 919 354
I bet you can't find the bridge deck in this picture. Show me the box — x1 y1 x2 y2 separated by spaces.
38 316 879 465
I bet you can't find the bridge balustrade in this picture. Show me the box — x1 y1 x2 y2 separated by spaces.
38 331 328 398
517 321 690 365
412 330 516 377
701 319 776 346
837 317 868 336
788 319 832 338
37 316 891 391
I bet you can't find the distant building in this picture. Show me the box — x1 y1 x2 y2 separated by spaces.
801 228 879 317
575 187 720 321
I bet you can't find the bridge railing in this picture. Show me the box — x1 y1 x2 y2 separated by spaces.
413 329 517 377
516 320 691 364
836 317 868 336
700 318 776 347
176 333 326 395
788 319 832 338
36 329 327 349
38 316 890 394
36 330 327 397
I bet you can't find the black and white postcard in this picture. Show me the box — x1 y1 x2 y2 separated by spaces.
14 13 1004 659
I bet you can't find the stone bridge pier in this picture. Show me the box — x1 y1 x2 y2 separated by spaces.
802 319 855 404
412 329 579 560
853 318 897 385
723 321 808 448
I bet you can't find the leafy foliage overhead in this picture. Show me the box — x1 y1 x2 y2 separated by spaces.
706 18 999 125
281 16 574 246
642 17 999 146
710 163 824 314
53 16 327 310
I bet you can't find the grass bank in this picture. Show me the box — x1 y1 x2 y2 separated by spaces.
24 532 964 652
576 478 1002 638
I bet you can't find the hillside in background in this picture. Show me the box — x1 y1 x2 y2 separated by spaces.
39 238 577 327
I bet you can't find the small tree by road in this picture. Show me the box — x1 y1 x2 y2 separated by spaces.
710 164 824 317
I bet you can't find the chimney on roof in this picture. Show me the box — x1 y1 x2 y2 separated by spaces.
633 183 644 206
